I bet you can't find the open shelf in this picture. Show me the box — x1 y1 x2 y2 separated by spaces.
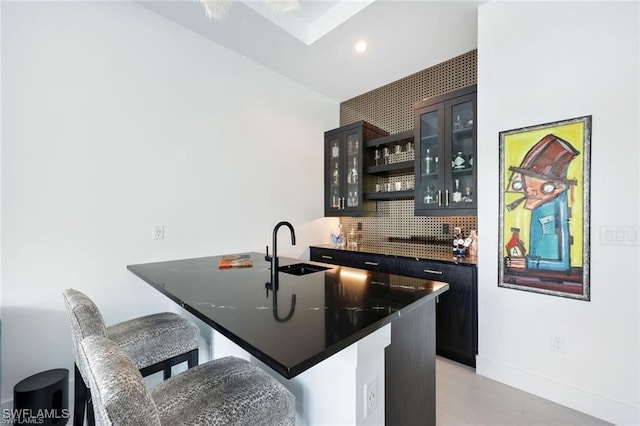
366 160 414 175
365 130 414 149
364 190 414 201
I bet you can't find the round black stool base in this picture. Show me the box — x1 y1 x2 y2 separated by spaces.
13 368 69 425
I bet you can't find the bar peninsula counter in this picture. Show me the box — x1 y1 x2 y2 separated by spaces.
128 252 448 425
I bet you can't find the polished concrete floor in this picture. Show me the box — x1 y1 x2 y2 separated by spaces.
436 357 612 425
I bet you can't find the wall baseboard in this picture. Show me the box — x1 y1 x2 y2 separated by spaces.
476 355 638 425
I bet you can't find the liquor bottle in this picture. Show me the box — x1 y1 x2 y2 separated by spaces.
462 187 473 203
351 158 358 183
454 115 462 130
452 179 462 203
424 149 434 174
424 185 435 204
453 151 466 169
332 163 339 185
332 142 339 158
453 227 465 255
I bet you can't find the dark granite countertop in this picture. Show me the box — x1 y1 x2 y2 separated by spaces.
310 243 478 266
127 252 448 379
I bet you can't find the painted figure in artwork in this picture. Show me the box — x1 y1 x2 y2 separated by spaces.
506 134 580 272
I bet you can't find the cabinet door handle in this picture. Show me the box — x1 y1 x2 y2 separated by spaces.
438 190 442 207
341 197 345 209
424 269 443 275
445 190 450 206
322 255 333 260
364 261 379 266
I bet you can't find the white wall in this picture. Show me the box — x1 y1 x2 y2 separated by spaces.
477 2 639 424
1 1 338 401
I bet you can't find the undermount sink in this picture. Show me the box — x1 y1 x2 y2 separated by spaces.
278 263 330 276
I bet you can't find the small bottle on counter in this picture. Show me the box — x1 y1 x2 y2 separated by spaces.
347 227 357 249
452 227 466 256
467 231 478 258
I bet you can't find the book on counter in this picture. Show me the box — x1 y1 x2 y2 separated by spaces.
218 253 253 269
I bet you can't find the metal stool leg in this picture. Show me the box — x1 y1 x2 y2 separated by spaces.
188 348 198 368
73 364 86 426
86 389 95 426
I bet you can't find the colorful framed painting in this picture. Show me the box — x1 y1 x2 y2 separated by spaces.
498 116 591 300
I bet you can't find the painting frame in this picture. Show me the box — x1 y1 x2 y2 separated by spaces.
498 116 591 301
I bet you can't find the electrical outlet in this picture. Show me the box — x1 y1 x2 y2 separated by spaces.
550 335 565 353
364 376 377 418
600 226 640 246
153 225 164 240
443 223 450 234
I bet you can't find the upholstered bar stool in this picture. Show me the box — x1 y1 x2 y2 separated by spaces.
62 289 199 426
78 335 295 426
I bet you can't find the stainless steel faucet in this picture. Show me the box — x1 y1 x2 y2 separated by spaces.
265 221 296 287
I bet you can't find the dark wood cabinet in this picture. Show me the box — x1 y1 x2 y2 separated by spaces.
414 85 477 216
324 121 387 217
310 246 478 367
395 258 477 367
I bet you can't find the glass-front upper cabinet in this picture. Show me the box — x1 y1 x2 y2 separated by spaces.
416 105 443 209
414 85 477 216
324 121 387 217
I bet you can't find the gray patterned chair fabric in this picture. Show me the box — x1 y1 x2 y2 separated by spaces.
63 288 199 426
79 335 296 426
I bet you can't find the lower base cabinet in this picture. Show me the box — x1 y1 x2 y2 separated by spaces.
310 246 477 367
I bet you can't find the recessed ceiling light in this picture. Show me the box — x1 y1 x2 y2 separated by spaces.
354 41 368 53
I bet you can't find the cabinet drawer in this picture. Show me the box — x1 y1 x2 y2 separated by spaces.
347 252 392 273
310 248 395 273
310 247 349 266
394 258 473 286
